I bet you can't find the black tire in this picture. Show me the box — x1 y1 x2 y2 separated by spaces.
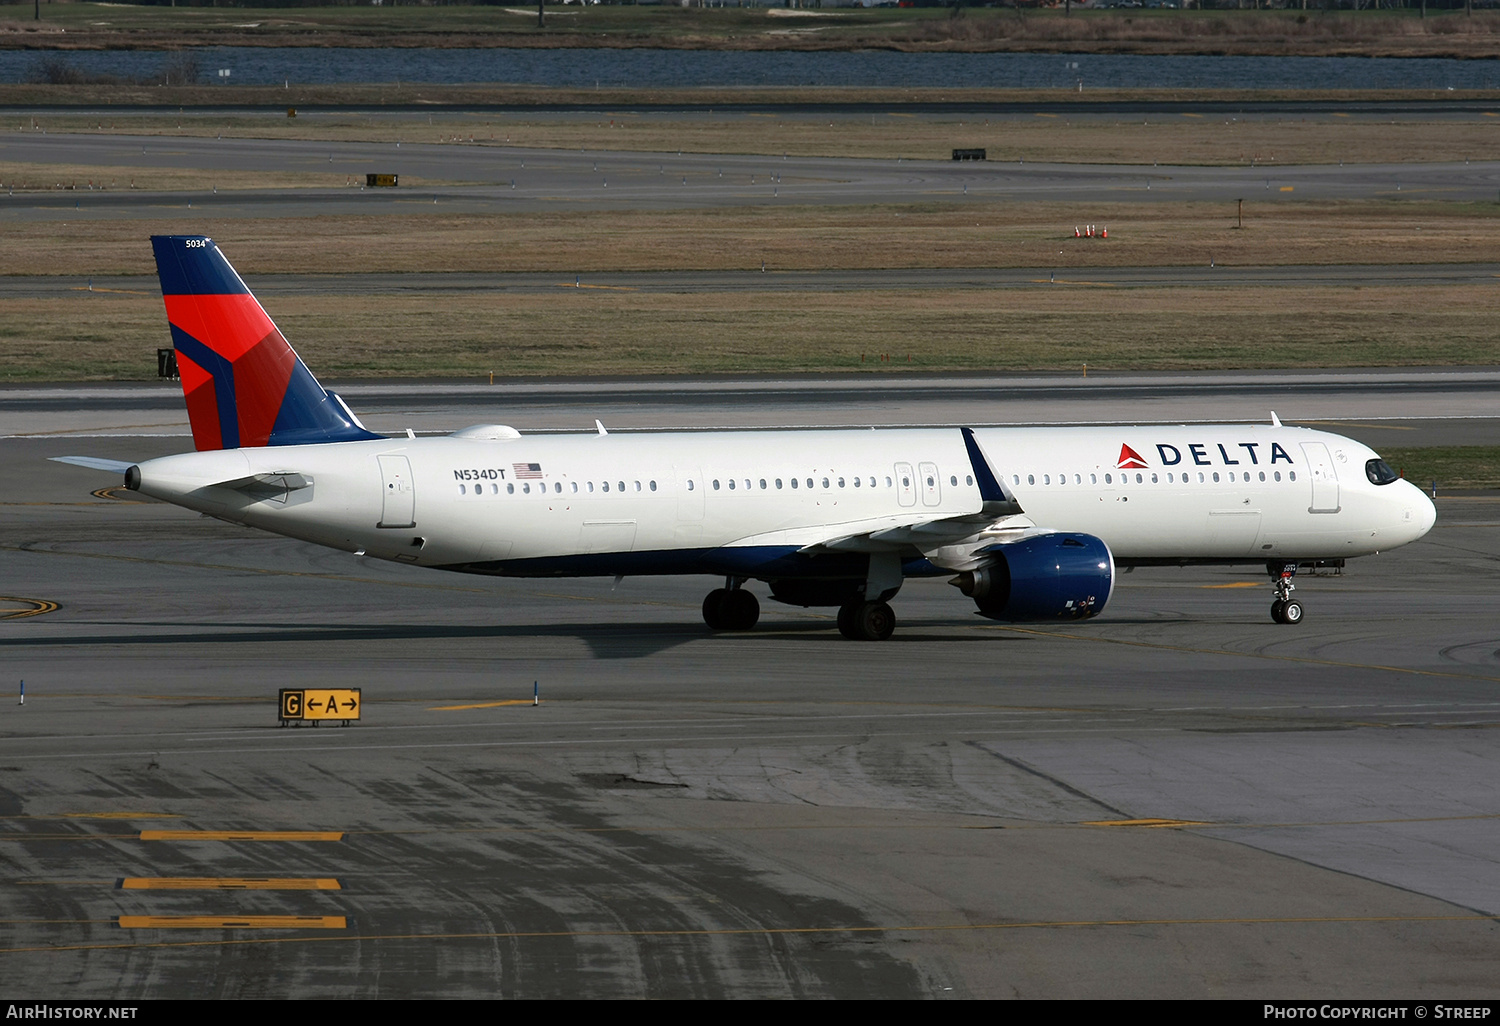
1270 599 1286 624
857 601 896 641
837 602 860 639
726 589 760 631
702 589 729 630
1281 600 1304 625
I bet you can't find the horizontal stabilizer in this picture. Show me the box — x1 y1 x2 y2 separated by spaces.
49 456 134 474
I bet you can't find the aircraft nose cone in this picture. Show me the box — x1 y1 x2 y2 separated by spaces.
1415 489 1437 537
1401 484 1437 542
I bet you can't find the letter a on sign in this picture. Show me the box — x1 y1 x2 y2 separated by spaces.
1116 444 1148 470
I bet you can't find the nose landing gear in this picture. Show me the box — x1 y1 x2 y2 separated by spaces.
1269 563 1304 624
702 578 760 631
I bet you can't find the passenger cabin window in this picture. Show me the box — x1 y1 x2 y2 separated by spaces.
1027 475 1035 485
776 478 783 489
1289 472 1297 481
602 482 610 492
687 480 694 491
1366 459 1398 485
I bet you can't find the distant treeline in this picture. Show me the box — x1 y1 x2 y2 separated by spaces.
26 54 201 86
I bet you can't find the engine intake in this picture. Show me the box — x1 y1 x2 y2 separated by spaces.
950 533 1113 622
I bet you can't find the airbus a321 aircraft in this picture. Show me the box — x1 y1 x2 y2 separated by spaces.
56 237 1437 640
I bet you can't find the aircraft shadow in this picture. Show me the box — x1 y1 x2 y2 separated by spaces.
0 617 1005 659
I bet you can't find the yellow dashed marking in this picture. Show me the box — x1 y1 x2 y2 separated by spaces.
90 486 143 503
1029 279 1119 288
430 699 536 711
119 878 341 891
118 915 346 930
1201 582 1263 589
1083 818 1212 828
555 283 638 291
1279 186 1295 192
1035 113 1059 118
139 830 343 842
0 596 58 620
69 286 153 295
1181 113 1203 118
61 812 180 820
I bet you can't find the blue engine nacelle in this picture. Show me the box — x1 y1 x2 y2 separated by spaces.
951 533 1114 622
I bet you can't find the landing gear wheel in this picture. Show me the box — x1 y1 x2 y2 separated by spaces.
1270 599 1286 624
1280 600 1303 625
836 602 860 640
724 589 759 631
840 601 895 641
702 589 730 630
703 588 759 631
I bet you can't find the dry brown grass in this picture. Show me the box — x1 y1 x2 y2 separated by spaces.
2 202 1497 278
4 283 1494 382
13 108 1500 165
0 161 388 193
8 6 1500 58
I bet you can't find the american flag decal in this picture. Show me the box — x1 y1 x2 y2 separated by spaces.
513 462 543 479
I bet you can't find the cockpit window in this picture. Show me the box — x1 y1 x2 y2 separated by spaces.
1366 458 1399 486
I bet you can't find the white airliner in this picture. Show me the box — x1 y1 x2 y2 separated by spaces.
55 237 1436 639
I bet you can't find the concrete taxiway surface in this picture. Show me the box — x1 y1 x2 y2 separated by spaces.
6 133 1498 217
1 383 1498 998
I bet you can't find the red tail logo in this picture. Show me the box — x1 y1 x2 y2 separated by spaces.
1116 444 1148 469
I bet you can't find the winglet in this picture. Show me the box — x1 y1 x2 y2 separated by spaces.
1270 411 1282 428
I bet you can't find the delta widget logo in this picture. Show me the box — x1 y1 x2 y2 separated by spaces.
1116 444 1149 470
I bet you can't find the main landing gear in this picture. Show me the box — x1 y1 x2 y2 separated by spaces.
836 600 896 642
1269 563 1304 625
702 579 759 632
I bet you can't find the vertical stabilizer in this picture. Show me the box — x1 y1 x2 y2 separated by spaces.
151 235 382 450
